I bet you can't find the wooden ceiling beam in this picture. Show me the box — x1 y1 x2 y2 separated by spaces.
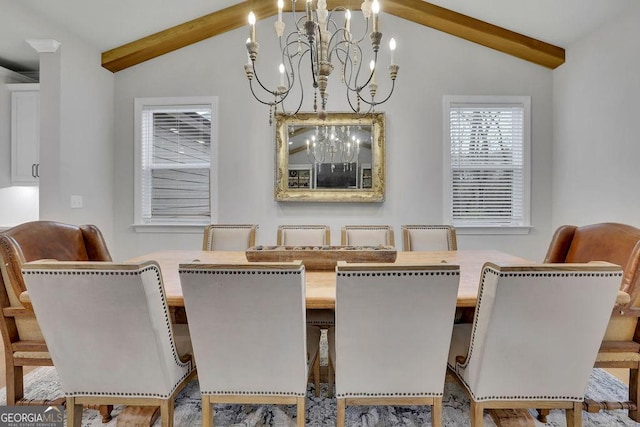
101 1 274 73
101 0 565 73
384 0 565 69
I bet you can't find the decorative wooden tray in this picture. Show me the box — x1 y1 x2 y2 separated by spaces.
245 245 397 271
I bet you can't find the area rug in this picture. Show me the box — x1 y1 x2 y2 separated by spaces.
1 367 639 426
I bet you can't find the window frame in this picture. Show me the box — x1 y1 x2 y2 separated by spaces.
133 96 218 232
443 95 531 235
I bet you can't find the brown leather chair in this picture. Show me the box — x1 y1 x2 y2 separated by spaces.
542 222 640 422
0 221 112 418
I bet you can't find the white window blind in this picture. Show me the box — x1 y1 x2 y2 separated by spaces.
444 96 530 229
139 102 213 224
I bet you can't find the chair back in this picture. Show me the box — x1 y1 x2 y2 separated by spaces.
450 262 622 401
0 221 112 342
21 261 193 397
202 224 257 251
334 262 460 397
277 225 330 246
341 225 395 247
179 262 308 396
401 225 457 251
544 223 640 297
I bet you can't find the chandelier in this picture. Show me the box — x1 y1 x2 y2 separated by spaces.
244 0 399 124
302 124 364 171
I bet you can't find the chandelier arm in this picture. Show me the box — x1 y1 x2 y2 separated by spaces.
357 79 397 107
341 43 373 92
345 89 360 113
307 30 319 90
333 43 366 93
248 80 284 107
282 31 312 95
294 8 308 33
326 4 371 44
293 50 308 114
327 28 350 57
251 61 289 100
344 48 378 93
280 47 309 116
345 89 374 114
284 27 311 57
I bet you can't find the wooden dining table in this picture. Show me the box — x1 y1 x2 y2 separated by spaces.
120 249 536 426
127 249 532 309
18 249 532 427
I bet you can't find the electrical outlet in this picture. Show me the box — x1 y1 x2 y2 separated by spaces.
70 195 83 209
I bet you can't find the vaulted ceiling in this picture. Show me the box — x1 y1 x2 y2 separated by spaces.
101 0 565 73
0 0 635 74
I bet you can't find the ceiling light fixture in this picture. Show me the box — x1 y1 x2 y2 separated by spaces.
244 0 399 124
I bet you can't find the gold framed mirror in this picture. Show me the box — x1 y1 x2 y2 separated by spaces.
275 112 385 202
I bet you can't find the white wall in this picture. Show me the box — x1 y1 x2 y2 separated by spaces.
112 14 555 261
0 1 115 244
553 4 640 228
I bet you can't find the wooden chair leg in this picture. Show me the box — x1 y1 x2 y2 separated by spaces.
328 359 334 398
537 408 550 422
313 354 321 397
630 367 640 421
99 405 113 423
6 360 23 405
470 401 484 427
565 401 582 427
66 397 83 427
296 396 305 427
159 400 173 427
432 398 443 427
337 398 346 427
202 396 213 427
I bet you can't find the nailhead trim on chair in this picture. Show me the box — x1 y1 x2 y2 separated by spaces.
450 266 623 402
202 390 306 396
455 268 623 372
497 272 623 278
337 271 460 278
24 265 194 399
337 392 442 398
205 225 257 250
65 371 195 399
180 270 303 276
181 267 307 398
404 225 455 250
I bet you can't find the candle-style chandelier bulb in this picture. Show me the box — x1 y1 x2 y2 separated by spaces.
243 0 399 124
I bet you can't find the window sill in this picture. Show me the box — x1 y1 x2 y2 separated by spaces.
454 225 532 235
132 223 208 233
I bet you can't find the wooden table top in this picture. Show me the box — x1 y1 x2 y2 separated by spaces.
127 249 531 309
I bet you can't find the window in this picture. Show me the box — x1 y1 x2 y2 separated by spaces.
443 96 530 233
134 97 218 229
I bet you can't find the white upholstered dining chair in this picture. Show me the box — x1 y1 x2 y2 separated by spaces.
0 221 113 416
328 262 460 427
21 260 196 427
179 261 320 427
277 224 331 246
447 262 623 427
402 225 457 251
202 224 257 251
276 224 334 376
340 225 395 247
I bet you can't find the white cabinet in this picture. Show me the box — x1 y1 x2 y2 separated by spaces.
9 84 40 185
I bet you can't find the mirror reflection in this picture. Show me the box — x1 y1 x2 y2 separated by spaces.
288 123 372 189
275 112 385 202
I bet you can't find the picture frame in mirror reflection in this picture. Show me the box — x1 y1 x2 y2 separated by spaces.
275 112 385 202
